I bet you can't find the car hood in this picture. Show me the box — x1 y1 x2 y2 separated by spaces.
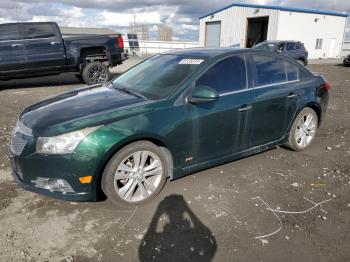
20 84 146 130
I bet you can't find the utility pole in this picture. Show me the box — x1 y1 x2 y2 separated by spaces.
16 6 19 22
133 11 136 33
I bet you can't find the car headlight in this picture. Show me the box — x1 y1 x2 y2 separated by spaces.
36 126 101 155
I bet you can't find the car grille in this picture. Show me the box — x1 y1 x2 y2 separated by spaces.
10 135 27 156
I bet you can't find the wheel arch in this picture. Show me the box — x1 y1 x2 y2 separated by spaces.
303 103 322 126
79 46 111 65
285 103 322 139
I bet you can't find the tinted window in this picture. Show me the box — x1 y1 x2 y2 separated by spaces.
285 62 299 81
196 56 246 94
253 55 287 86
21 24 57 39
286 43 296 51
0 24 20 41
253 42 276 51
277 44 284 52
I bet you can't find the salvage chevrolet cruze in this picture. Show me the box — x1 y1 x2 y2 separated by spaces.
10 48 330 206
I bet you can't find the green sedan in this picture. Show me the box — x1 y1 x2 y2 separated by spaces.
10 48 330 206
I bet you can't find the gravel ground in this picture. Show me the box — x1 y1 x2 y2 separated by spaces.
0 59 349 262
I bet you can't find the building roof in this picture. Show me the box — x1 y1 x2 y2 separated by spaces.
60 27 116 35
199 3 349 19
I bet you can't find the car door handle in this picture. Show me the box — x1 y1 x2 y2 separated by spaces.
11 44 23 47
238 105 252 112
50 42 61 45
287 93 298 99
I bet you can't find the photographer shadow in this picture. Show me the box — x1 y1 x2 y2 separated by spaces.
139 195 217 262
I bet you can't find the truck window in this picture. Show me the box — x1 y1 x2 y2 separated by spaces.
21 24 57 40
0 24 20 41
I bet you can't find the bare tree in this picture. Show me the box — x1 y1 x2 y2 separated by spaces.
141 24 149 40
157 25 173 41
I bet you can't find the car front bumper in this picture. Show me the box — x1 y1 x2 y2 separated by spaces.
10 152 101 202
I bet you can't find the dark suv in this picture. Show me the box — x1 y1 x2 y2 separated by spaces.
253 41 308 66
343 54 350 66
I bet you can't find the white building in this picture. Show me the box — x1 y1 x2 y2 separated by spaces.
199 3 349 59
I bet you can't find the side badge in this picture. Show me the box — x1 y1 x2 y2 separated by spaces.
185 156 193 162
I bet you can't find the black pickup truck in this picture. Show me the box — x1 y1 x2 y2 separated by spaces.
0 22 127 84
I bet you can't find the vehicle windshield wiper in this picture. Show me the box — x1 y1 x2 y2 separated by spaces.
112 83 148 100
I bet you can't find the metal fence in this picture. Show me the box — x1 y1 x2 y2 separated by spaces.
123 39 200 56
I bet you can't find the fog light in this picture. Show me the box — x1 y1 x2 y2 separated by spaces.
32 177 75 194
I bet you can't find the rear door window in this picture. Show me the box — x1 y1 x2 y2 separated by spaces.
286 43 296 51
21 24 57 40
0 24 20 41
253 55 287 86
196 55 247 94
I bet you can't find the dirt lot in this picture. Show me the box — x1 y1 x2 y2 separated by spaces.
0 59 349 262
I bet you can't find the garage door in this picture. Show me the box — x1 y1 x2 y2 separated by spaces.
205 21 221 47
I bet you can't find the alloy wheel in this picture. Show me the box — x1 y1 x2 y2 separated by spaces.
295 113 317 148
114 151 163 203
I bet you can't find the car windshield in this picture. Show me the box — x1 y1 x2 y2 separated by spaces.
253 42 277 51
112 54 205 100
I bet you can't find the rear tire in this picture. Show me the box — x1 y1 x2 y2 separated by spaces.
286 108 318 151
82 62 110 85
101 141 168 207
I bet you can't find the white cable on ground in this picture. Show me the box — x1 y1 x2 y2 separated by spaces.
266 198 332 214
251 197 283 239
252 196 332 239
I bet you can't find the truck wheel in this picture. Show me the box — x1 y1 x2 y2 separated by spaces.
82 62 110 85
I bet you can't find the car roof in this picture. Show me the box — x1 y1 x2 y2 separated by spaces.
165 48 248 58
261 40 304 44
162 47 303 66
164 47 299 59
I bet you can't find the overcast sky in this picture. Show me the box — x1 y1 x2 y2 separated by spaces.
0 0 349 41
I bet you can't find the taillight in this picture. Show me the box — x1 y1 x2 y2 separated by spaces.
324 81 331 92
118 36 124 49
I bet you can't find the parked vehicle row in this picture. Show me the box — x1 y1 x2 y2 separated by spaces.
343 54 350 66
0 22 127 84
10 48 330 206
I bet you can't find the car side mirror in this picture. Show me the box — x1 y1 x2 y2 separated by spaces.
188 85 219 104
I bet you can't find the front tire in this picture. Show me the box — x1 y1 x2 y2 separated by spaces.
101 141 168 207
82 62 110 85
286 108 318 151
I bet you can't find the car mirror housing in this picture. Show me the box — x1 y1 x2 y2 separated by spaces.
189 85 219 104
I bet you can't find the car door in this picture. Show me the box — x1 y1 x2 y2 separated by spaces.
249 54 299 147
0 24 26 72
19 23 66 69
186 55 254 165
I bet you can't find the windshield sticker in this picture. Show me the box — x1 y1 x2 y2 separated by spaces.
178 59 204 65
